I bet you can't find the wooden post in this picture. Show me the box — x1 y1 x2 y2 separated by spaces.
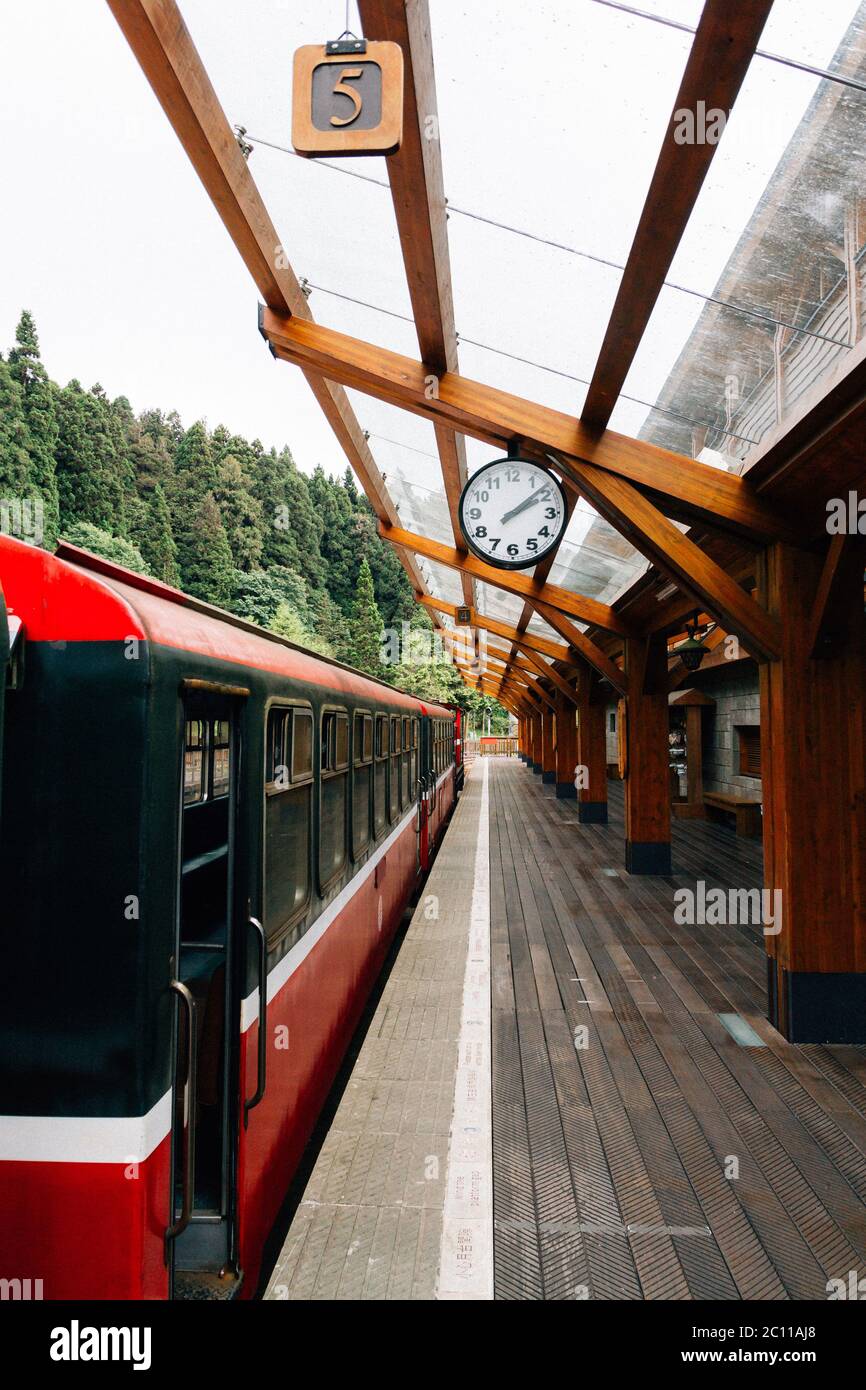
518 714 527 762
686 705 703 805
760 539 866 1042
623 634 672 873
576 673 608 823
531 712 543 774
541 706 556 784
554 691 577 799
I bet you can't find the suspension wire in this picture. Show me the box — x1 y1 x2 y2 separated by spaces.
247 133 850 351
300 278 763 445
587 0 866 95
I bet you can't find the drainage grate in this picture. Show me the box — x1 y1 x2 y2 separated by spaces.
717 1012 766 1047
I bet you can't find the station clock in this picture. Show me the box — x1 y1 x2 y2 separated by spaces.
458 456 568 570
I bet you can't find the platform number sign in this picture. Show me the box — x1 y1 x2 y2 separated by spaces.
458 458 568 570
292 41 404 158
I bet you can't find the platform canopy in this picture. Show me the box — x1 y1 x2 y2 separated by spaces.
109 0 866 714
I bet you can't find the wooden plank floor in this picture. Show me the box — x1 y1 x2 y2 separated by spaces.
490 759 866 1300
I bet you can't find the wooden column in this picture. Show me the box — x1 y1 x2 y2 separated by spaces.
531 711 542 773
623 634 671 874
554 691 577 799
686 705 703 805
669 689 714 820
518 714 527 762
541 705 556 784
576 672 608 823
760 539 866 1042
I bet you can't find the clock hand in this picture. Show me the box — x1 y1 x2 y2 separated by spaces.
500 488 549 526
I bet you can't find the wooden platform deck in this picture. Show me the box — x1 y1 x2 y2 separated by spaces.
493 761 866 1300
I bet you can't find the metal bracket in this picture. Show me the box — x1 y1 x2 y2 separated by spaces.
326 38 367 55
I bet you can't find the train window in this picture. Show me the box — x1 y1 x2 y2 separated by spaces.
375 714 388 758
354 711 374 767
184 719 206 804
322 709 349 772
373 713 387 836
321 708 349 889
352 712 372 859
412 719 418 749
211 720 231 798
402 717 410 749
265 705 312 944
266 708 290 785
293 709 313 780
390 715 400 819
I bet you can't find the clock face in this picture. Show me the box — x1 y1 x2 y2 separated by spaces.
458 458 568 569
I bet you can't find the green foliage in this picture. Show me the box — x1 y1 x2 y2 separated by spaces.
0 311 450 681
60 520 152 575
7 310 60 547
347 556 384 676
232 565 311 629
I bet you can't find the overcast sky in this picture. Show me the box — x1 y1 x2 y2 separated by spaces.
0 0 860 480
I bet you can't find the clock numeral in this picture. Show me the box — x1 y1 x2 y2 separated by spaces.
506 467 519 482
474 526 487 538
545 507 557 519
489 537 501 551
507 543 519 557
526 538 538 552
469 507 481 520
538 526 551 539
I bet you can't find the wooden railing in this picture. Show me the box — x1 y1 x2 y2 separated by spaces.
465 736 518 758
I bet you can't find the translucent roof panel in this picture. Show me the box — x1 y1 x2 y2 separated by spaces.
611 1 866 459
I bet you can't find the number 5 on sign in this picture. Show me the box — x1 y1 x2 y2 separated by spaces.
292 41 404 158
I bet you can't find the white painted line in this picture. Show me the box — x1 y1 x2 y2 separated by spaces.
437 759 494 1300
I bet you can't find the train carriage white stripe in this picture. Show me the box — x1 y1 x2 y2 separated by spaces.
0 768 455 1164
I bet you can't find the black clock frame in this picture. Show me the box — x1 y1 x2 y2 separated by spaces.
457 457 568 571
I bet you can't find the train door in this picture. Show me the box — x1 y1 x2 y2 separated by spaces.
418 716 432 870
167 689 246 1298
0 589 8 826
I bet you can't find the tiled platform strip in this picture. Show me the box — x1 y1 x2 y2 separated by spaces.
264 762 490 1301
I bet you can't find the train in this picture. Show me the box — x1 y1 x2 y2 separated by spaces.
0 534 457 1300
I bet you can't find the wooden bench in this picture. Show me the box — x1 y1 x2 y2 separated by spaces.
704 791 762 838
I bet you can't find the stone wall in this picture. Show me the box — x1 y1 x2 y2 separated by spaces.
690 660 761 798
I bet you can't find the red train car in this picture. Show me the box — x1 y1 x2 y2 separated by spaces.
0 536 457 1299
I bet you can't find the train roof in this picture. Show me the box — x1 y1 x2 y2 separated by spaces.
0 535 455 718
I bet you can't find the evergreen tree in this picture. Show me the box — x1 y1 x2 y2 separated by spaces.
213 452 265 572
7 310 60 547
348 557 384 676
129 482 179 585
0 357 34 498
169 423 233 601
270 600 334 658
232 565 312 629
60 520 152 575
54 381 127 534
253 446 302 571
180 492 234 606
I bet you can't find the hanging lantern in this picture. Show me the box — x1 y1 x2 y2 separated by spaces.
677 614 707 673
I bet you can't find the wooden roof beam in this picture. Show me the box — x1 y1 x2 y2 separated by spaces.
378 523 633 634
566 460 782 662
357 0 474 608
107 0 434 602
581 0 774 430
417 595 572 663
261 309 802 545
